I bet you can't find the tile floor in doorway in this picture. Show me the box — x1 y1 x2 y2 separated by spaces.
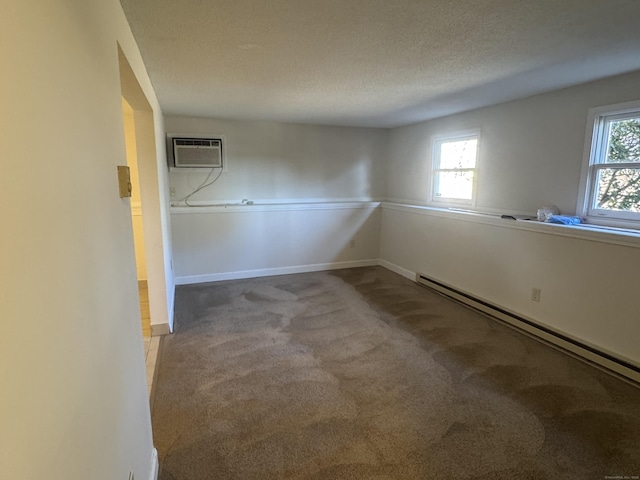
143 335 160 396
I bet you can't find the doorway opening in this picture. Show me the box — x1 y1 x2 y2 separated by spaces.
118 45 174 397
118 44 172 338
122 97 151 337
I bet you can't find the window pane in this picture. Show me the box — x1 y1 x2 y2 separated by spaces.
605 117 640 163
595 167 640 212
434 170 474 200
439 138 477 169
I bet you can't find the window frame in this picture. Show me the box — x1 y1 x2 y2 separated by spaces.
577 100 640 229
429 128 481 207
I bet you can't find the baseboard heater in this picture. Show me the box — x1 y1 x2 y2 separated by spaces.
415 272 640 382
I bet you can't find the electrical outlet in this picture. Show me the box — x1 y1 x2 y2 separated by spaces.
531 288 541 302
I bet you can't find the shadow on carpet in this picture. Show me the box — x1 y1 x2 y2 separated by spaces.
152 267 640 479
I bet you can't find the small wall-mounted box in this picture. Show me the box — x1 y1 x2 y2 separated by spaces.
117 165 132 198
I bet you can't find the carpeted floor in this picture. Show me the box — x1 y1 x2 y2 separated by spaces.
152 267 640 479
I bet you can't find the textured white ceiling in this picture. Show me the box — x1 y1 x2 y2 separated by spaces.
119 0 640 127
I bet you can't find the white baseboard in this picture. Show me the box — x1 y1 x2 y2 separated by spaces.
175 259 379 285
151 323 171 336
377 259 415 281
149 448 158 480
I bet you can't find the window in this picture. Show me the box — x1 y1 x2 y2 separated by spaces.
431 130 480 206
579 101 640 227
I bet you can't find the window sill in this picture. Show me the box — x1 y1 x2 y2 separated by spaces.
581 214 640 232
382 202 640 249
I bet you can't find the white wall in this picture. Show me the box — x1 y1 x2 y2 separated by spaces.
380 206 640 367
0 1 167 479
387 69 640 215
381 70 640 371
165 116 388 203
166 116 387 281
172 204 381 283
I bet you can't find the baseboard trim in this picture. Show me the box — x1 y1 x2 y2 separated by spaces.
151 323 171 336
415 272 640 384
377 259 415 281
175 259 380 285
149 448 158 480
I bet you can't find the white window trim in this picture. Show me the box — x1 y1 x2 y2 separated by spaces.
577 100 640 229
429 128 481 207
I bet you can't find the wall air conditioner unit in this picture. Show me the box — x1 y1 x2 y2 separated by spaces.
172 138 223 168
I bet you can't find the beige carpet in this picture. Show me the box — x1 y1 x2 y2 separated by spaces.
153 267 640 479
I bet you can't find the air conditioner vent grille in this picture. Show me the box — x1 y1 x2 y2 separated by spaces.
175 139 220 147
172 137 223 168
